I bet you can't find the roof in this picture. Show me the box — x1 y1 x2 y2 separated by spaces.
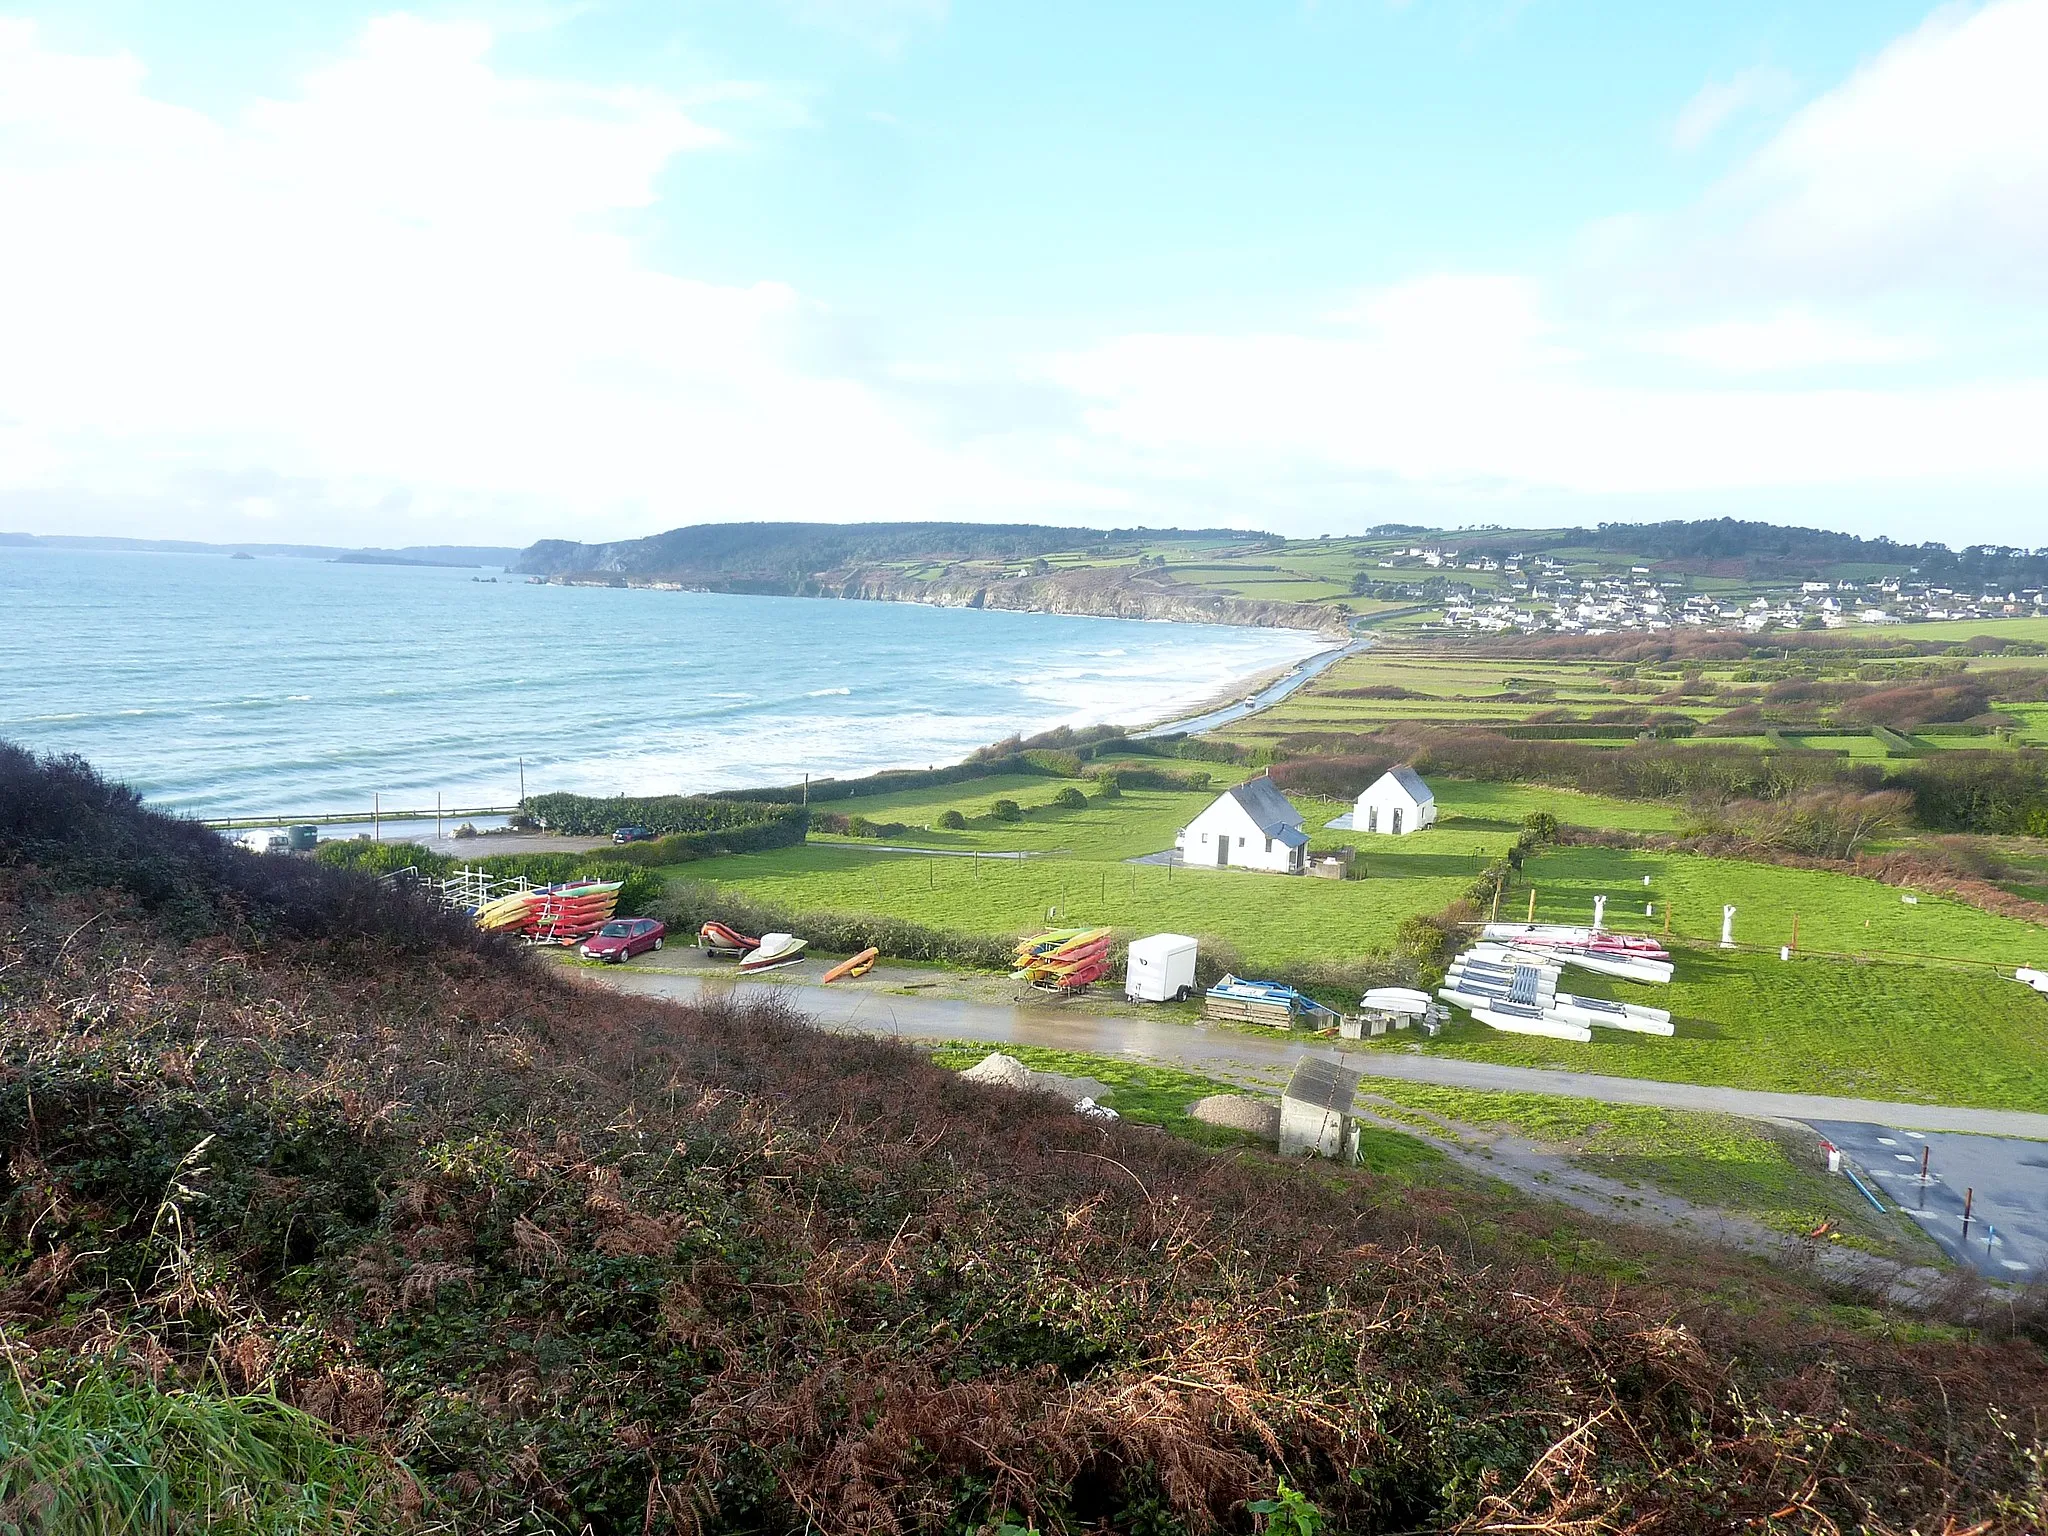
1222 776 1304 834
1283 1056 1362 1115
1366 764 1435 805
1272 825 1309 848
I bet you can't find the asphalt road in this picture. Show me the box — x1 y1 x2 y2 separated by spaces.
577 962 2048 1141
1811 1119 2048 1279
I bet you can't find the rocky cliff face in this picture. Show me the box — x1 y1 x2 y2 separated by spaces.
536 560 1349 636
814 565 1351 636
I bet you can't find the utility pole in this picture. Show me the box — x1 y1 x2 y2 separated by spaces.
518 757 525 803
437 792 443 842
373 792 380 843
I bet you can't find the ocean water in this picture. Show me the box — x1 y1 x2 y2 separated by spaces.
0 548 1328 817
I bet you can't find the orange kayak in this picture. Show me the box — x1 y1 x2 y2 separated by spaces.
822 947 879 983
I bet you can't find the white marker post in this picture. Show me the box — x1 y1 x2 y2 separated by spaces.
1720 904 1736 949
1593 894 1606 932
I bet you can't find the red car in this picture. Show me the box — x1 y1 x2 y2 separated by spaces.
579 917 666 963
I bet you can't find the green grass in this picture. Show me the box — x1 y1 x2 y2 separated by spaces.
1409 947 2048 1111
670 841 1471 968
1358 1083 1919 1254
928 1043 1443 1172
1886 616 2048 643
0 1369 412 1535
1522 844 2043 964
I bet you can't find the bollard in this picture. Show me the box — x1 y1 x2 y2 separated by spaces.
1720 904 1736 949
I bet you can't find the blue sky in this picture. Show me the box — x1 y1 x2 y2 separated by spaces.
1 1 2043 546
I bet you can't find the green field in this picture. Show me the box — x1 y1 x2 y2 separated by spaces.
673 842 1471 968
1403 948 2048 1110
1521 844 2043 964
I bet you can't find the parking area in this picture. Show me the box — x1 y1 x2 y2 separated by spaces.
1810 1119 2048 1280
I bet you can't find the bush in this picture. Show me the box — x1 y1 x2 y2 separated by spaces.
521 791 798 838
991 799 1024 823
1053 786 1087 809
1093 772 1122 800
936 809 968 830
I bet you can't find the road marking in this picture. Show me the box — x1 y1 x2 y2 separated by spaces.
1894 1153 1917 1162
1905 1131 1926 1139
2004 1260 2030 1272
1877 1137 1898 1146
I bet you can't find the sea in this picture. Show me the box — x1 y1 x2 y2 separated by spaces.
0 547 1329 823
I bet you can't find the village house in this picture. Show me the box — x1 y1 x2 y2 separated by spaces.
1176 776 1308 873
1354 765 1436 836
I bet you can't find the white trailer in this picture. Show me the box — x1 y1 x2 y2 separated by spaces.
1125 933 1198 1002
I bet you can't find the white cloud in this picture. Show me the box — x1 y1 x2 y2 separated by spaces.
1672 62 1796 151
1696 0 2048 296
0 16 1055 543
1052 274 2048 500
1656 308 1926 372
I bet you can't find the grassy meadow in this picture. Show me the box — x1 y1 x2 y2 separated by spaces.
1397 948 2048 1110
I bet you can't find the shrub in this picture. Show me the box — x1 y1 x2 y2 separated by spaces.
991 799 1024 823
521 791 798 838
1053 787 1087 809
1093 772 1122 800
936 809 968 830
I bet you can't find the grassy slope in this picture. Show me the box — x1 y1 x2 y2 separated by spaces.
1360 1082 1924 1256
1407 947 2048 1109
1524 844 2043 963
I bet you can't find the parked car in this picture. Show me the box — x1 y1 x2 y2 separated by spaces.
612 824 654 844
580 918 666 963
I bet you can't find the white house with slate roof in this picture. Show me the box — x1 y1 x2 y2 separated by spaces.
1176 775 1309 873
1354 765 1436 836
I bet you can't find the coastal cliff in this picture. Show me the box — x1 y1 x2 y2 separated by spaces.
516 521 1353 636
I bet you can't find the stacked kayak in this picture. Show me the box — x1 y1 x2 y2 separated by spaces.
1439 950 1588 1041
1478 923 1674 984
1438 935 1677 1040
1013 927 1111 991
475 881 623 946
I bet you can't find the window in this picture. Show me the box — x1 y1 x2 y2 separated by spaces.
1264 836 1273 853
1200 832 1209 844
1237 836 1246 848
1367 805 1378 833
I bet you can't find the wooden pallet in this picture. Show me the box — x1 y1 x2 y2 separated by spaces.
1204 996 1295 1028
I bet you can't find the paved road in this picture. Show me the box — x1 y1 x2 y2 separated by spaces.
575 964 2048 1141
1137 634 1367 738
1811 1119 2048 1279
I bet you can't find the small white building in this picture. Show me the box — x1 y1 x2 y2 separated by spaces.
1177 777 1308 873
1354 765 1436 836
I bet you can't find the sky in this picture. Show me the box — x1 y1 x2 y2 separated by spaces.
1 0 2044 549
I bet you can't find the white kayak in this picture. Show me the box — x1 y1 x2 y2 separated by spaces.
1549 949 1674 984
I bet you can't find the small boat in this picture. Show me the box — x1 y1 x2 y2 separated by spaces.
1547 948 1674 984
700 920 760 957
1012 935 1113 980
821 947 879 983
738 933 808 972
1361 987 1433 1014
1482 923 1669 957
